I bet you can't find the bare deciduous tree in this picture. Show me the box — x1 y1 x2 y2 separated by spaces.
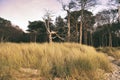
43 10 64 43
43 10 54 43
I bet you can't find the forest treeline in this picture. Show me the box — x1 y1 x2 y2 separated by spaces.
0 0 120 47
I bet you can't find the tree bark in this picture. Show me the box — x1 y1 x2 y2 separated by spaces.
83 30 87 45
109 32 112 47
76 22 78 42
90 31 93 46
67 11 71 42
48 33 52 43
108 24 112 47
79 9 83 44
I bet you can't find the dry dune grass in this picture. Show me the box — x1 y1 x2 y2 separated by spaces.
96 47 120 59
0 43 112 80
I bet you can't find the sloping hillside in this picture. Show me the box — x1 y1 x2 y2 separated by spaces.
96 47 120 80
0 43 112 80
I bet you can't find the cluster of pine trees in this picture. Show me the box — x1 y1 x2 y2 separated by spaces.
0 0 120 47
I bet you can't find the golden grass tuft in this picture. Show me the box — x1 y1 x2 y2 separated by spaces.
0 43 112 80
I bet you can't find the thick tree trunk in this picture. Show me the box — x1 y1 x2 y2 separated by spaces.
48 33 52 43
47 18 53 43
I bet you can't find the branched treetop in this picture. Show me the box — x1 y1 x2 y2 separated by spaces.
75 0 96 9
57 0 76 11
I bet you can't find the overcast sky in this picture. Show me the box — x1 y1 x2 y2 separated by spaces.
0 0 117 31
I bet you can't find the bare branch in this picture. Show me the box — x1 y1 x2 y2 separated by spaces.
42 17 50 34
55 33 65 41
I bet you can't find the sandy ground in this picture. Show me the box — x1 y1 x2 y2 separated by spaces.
105 56 120 80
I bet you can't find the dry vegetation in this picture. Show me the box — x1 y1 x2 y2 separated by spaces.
96 47 120 59
0 43 112 80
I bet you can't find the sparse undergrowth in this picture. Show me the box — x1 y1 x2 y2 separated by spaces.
0 43 112 80
96 47 120 59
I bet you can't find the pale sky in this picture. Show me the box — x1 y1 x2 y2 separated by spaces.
0 0 117 31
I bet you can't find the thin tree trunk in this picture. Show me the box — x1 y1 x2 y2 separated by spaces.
67 11 70 42
84 30 87 45
79 9 83 44
76 22 78 42
90 31 93 46
102 35 104 47
108 24 112 47
34 34 36 42
109 32 112 47
105 35 107 47
118 6 120 22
